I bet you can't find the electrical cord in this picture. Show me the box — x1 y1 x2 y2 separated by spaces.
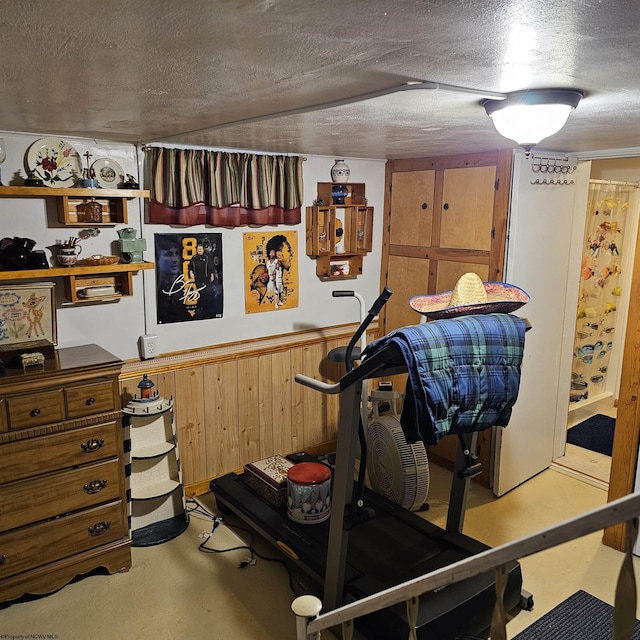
185 498 295 589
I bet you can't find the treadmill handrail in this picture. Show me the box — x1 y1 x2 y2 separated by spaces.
294 374 341 394
340 342 407 389
294 343 407 395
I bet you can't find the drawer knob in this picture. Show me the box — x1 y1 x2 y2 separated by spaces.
83 479 107 494
81 438 105 453
30 408 41 417
88 521 111 536
0 554 6 566
86 397 96 405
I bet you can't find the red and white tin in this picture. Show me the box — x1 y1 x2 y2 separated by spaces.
287 462 332 524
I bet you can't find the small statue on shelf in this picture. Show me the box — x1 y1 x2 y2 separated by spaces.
79 151 99 188
25 171 44 187
122 173 139 189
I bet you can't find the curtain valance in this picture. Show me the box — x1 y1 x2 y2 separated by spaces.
148 147 304 226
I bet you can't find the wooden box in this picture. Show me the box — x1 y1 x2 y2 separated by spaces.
0 340 56 366
316 182 366 206
352 206 374 253
306 207 332 256
243 455 294 507
315 254 363 280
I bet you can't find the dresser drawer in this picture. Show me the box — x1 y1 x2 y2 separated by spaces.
0 500 126 580
0 399 6 433
0 421 120 484
5 389 65 430
0 458 122 533
65 380 116 419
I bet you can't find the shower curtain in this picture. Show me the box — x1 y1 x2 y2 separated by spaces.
570 181 634 405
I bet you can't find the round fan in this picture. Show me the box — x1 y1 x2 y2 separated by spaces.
366 415 430 511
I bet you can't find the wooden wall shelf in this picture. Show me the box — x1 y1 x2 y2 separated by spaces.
0 262 154 281
0 263 154 303
0 186 150 226
0 186 151 302
306 183 373 280
0 186 149 198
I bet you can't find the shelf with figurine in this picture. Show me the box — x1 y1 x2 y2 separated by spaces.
0 230 153 303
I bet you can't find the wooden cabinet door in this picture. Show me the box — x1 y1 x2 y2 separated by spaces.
440 165 496 251
380 151 513 484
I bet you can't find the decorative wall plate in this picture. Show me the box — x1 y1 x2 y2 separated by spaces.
26 137 82 187
91 158 124 189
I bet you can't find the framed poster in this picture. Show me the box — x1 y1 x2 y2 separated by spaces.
155 233 223 324
0 282 57 346
243 231 298 314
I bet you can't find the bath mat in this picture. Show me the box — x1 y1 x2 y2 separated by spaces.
513 589 640 639
567 413 615 456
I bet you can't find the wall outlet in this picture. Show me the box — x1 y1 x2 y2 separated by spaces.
139 334 159 359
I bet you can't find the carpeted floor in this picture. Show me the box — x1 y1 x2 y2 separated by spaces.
567 413 615 456
513 590 640 640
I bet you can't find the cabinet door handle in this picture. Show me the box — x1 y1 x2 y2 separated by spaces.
83 479 107 494
421 202 428 210
81 438 105 453
443 202 450 210
30 408 41 417
0 554 6 566
88 521 111 536
86 397 96 405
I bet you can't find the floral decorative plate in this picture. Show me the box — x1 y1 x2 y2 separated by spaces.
26 137 82 187
91 158 124 189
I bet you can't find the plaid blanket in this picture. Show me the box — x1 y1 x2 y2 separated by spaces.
362 314 527 445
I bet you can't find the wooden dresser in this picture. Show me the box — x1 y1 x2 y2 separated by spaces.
0 344 131 602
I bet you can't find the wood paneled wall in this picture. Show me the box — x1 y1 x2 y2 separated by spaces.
120 323 376 495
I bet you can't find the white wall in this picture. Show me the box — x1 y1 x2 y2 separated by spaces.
0 131 386 360
0 133 147 359
142 153 386 356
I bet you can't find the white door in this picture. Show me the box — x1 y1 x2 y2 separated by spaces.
493 153 591 496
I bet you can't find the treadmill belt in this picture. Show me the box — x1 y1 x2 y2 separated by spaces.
210 470 522 640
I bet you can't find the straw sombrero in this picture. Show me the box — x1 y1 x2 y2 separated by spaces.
410 272 530 320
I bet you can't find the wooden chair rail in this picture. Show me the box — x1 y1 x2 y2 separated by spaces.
119 323 379 493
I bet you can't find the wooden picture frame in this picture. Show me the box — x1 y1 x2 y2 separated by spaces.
0 282 57 348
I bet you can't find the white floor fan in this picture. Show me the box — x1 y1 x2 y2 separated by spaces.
367 382 430 511
330 290 430 512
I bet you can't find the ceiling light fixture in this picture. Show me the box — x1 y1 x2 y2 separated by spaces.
149 80 582 154
483 89 583 154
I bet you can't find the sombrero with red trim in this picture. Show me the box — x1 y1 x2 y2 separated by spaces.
410 272 530 320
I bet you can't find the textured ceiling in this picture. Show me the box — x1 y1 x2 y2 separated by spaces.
2 0 639 159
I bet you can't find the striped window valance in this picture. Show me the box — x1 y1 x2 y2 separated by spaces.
148 147 304 226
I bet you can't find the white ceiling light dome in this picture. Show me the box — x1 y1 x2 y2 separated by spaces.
483 89 583 153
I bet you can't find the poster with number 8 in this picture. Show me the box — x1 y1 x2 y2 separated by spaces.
155 233 223 324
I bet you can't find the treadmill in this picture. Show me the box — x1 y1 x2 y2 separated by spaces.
211 289 526 639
